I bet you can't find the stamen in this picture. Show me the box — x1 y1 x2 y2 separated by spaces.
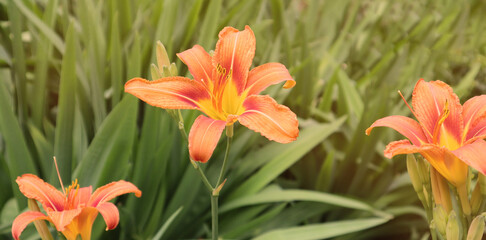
53 157 66 195
432 100 450 144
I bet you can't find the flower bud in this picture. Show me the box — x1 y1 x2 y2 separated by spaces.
415 155 430 186
446 211 461 240
156 41 170 70
466 215 485 240
470 183 482 216
433 205 448 237
169 62 178 76
150 64 162 80
407 154 423 193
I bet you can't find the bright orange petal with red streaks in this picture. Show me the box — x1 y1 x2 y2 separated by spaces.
412 79 463 145
124 77 210 110
418 145 468 186
213 25 255 94
12 211 50 240
96 202 119 230
452 140 486 176
47 208 82 231
16 174 65 212
383 140 423 158
245 63 295 96
177 45 213 88
188 115 226 163
239 95 298 143
463 95 486 142
366 115 428 146
89 181 141 207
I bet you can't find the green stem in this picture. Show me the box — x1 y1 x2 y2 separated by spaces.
211 194 219 240
451 185 468 240
194 161 214 192
216 127 233 188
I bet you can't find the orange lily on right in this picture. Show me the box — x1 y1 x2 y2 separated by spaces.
366 79 486 186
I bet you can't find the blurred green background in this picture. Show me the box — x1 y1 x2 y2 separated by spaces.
0 0 485 239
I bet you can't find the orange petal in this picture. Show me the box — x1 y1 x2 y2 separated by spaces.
245 63 295 95
72 207 98 240
124 77 210 110
239 95 299 143
411 79 463 145
73 186 92 207
89 180 141 207
419 145 468 187
177 45 213 89
188 115 226 163
96 202 119 230
47 208 82 231
366 115 428 146
452 140 486 176
16 174 65 212
463 95 486 141
12 211 50 240
383 139 423 158
213 25 255 94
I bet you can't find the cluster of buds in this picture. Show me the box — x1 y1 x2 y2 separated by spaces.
407 154 486 240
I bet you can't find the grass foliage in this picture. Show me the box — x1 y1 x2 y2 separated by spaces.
0 0 485 239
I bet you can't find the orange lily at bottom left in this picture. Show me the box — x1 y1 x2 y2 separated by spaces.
12 174 142 240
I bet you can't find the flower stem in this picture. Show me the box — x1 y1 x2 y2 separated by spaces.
28 199 53 240
211 193 219 240
216 126 233 188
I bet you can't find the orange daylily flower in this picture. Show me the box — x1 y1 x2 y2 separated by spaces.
366 79 486 186
125 26 299 162
12 174 141 240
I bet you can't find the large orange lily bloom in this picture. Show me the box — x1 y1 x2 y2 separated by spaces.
366 79 486 186
125 26 299 162
12 174 141 240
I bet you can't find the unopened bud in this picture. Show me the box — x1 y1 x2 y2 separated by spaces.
415 155 430 186
407 155 422 192
169 62 178 76
467 215 485 240
161 65 171 77
446 211 461 240
471 183 482 216
156 41 170 70
433 205 448 237
479 174 486 197
150 64 162 80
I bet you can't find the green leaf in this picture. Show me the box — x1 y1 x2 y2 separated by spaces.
109 14 123 106
254 218 389 240
227 118 346 201
0 71 37 209
52 23 77 185
73 94 138 187
198 0 222 49
221 188 391 218
153 207 183 240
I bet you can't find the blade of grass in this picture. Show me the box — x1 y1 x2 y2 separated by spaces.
52 23 76 186
31 0 58 128
7 0 28 125
153 207 183 240
72 94 138 187
0 71 37 209
254 218 389 240
227 118 346 201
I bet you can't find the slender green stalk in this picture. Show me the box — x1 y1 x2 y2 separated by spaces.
451 185 468 240
211 194 219 240
216 126 233 188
